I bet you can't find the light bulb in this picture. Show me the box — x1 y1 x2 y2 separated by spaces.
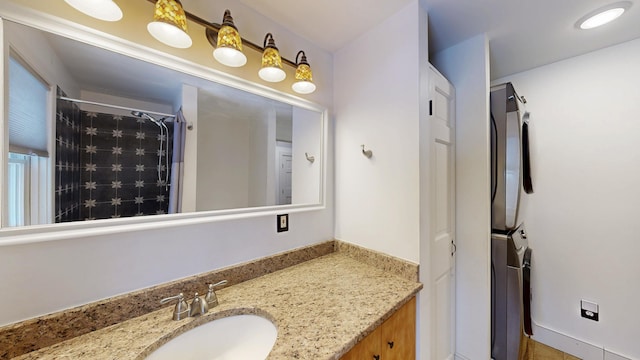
292 81 317 95
259 67 287 82
64 0 123 22
213 47 247 67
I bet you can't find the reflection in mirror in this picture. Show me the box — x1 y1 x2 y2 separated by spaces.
3 20 324 229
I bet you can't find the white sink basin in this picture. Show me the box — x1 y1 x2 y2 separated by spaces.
145 314 277 360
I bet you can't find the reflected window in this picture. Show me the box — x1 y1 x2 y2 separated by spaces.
7 53 51 226
7 153 29 226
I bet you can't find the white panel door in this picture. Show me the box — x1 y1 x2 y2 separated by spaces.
277 151 292 205
429 65 456 360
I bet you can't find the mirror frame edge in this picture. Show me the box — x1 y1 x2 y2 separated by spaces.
0 3 329 243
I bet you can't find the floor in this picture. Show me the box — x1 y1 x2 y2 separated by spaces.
523 338 581 360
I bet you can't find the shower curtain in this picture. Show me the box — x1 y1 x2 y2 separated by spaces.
169 108 186 213
75 109 173 219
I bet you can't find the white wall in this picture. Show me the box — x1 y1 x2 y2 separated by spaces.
248 108 277 207
0 212 334 325
433 34 492 359
291 106 322 204
78 90 173 116
178 84 198 212
0 2 334 327
334 2 433 358
4 20 78 98
416 7 431 360
196 110 251 211
494 37 640 360
334 1 423 264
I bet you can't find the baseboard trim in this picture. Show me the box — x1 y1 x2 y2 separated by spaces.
604 349 634 360
532 323 602 359
454 353 471 360
532 323 634 360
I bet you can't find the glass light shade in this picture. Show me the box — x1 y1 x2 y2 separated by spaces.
292 63 316 94
213 47 247 68
214 25 247 67
64 0 123 22
147 0 192 49
579 8 625 29
577 1 631 29
259 47 286 82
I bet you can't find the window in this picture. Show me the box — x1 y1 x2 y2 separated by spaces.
7 53 52 226
7 153 29 226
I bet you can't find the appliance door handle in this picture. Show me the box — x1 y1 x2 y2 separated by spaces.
522 114 534 194
523 247 533 336
490 112 498 202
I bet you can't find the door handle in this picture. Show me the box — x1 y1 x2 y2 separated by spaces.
451 239 457 256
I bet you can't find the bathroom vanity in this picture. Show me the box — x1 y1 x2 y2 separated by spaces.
6 242 421 360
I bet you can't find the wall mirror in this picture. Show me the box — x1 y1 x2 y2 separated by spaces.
1 18 326 233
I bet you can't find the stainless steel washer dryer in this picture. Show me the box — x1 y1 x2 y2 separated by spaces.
491 224 532 360
490 82 534 360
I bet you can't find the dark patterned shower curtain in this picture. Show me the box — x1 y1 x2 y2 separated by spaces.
55 92 174 221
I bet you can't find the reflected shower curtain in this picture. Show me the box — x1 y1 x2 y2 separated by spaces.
169 108 186 213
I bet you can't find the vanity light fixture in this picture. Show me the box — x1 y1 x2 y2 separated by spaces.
211 10 247 67
147 0 192 49
64 0 123 22
576 1 631 29
70 0 320 95
258 33 287 82
292 51 316 94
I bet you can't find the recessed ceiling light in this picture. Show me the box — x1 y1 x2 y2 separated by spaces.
576 1 631 29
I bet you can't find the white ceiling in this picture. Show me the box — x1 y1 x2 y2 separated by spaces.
224 0 640 79
26 0 640 102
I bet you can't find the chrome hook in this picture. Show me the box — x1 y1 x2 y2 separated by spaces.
305 152 315 163
361 145 373 158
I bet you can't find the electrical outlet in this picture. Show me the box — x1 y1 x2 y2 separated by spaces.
277 214 289 232
581 300 599 321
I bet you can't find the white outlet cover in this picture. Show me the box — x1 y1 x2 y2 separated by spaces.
581 300 598 313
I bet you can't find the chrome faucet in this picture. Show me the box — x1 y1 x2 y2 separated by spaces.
204 280 228 307
188 292 208 317
160 293 190 321
160 280 228 320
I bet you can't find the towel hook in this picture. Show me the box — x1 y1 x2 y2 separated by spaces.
305 152 315 163
361 145 373 158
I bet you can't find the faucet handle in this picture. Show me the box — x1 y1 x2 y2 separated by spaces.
205 280 228 307
160 293 190 321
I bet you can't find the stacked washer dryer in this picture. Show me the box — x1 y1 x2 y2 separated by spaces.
490 83 534 360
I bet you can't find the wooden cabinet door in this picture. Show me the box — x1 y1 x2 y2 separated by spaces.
381 297 416 359
341 326 381 360
340 297 416 360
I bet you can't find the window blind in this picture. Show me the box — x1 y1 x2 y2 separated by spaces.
8 55 49 157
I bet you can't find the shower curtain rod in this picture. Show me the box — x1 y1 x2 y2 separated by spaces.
58 96 177 119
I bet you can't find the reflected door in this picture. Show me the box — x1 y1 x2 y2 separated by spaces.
277 150 292 205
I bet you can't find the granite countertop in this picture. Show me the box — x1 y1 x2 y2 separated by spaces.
13 252 422 360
